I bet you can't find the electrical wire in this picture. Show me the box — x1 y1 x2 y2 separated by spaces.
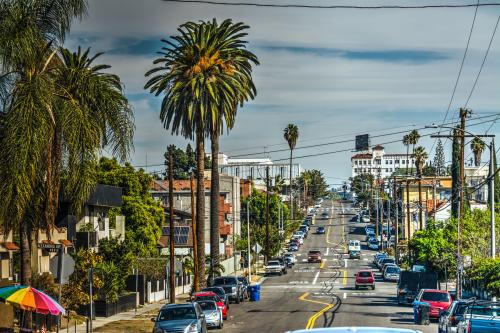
162 0 500 10
464 15 500 107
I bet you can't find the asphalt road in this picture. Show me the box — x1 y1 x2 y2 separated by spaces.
221 200 439 333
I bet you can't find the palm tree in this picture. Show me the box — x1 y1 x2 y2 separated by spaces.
145 19 258 287
284 124 299 220
204 20 258 267
471 137 486 167
0 1 133 301
408 130 421 173
414 146 428 230
402 135 411 175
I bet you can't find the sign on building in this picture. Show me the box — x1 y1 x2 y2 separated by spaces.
355 134 370 151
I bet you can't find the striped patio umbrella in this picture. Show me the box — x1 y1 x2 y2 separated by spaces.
0 285 65 315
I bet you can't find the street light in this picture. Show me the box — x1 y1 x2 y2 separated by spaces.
426 123 496 299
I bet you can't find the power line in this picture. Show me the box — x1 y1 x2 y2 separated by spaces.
464 15 500 107
429 0 480 157
162 0 500 9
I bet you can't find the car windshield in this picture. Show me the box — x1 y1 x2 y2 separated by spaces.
369 239 378 243
421 292 450 302
195 295 220 302
197 301 216 311
157 306 197 321
358 271 372 277
386 267 400 274
455 303 469 315
383 259 395 264
212 277 237 285
268 261 280 266
203 288 223 296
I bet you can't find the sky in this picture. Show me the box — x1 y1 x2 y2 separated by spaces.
68 0 500 186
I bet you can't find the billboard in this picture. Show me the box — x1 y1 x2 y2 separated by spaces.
355 134 370 151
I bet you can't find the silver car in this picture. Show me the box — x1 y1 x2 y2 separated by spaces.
196 300 223 329
151 303 207 333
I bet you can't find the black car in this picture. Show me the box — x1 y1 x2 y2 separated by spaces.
316 226 325 234
201 286 229 308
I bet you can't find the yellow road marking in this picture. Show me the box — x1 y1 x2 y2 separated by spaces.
298 292 335 329
343 270 347 285
320 259 326 269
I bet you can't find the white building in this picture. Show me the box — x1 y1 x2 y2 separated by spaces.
351 145 418 179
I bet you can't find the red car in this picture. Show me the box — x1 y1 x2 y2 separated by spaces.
415 289 452 319
354 270 375 290
308 250 322 263
192 291 228 319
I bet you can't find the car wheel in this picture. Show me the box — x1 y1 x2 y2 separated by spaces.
218 320 223 329
355 285 359 290
372 285 375 290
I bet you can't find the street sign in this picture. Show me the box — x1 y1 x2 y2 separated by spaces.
38 243 62 252
253 243 262 254
49 253 75 284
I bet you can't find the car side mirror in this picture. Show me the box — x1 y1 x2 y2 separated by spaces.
151 317 156 322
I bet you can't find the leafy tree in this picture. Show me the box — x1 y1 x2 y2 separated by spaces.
469 258 500 297
433 139 446 176
297 169 329 204
95 261 122 302
97 158 164 257
403 134 411 175
350 174 374 207
98 237 135 291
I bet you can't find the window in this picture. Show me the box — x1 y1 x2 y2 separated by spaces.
395 160 399 164
363 160 367 165
385 160 388 165
389 160 392 164
402 160 406 164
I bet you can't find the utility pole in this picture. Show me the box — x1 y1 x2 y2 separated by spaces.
490 139 496 258
190 173 198 292
457 108 469 299
168 147 175 303
265 165 270 264
406 178 411 249
393 177 399 262
433 177 437 221
247 201 252 283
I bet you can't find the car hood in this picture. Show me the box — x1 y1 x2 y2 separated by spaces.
155 319 197 330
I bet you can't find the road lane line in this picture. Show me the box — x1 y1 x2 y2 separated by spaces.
298 292 335 329
312 271 320 285
325 247 329 256
343 292 347 299
344 258 348 268
343 270 347 285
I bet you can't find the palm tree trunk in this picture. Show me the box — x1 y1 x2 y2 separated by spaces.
418 179 423 230
20 220 32 329
210 130 220 270
406 145 409 175
289 149 293 221
195 130 206 287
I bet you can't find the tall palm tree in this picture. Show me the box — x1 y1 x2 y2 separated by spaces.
471 137 486 167
204 20 258 267
145 19 258 287
284 124 299 220
414 146 428 230
408 130 421 173
0 1 132 300
402 135 411 175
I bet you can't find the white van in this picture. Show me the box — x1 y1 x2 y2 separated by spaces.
348 240 361 252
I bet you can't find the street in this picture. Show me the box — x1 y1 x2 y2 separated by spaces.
221 200 438 332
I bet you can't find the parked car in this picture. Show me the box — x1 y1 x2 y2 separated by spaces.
191 291 228 320
288 243 299 252
293 231 305 239
151 303 207 333
414 289 452 319
355 270 375 290
366 231 376 242
237 276 250 300
308 250 322 263
362 215 371 223
439 300 474 333
265 260 284 276
381 262 397 274
368 238 379 250
196 300 223 329
378 257 395 270
201 287 229 308
383 265 400 282
273 257 288 274
293 236 304 245
456 300 500 333
210 276 244 304
283 253 296 265
373 252 387 265
316 226 326 234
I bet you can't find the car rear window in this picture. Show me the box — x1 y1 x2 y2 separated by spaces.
198 301 216 310
421 292 450 302
358 271 372 277
213 277 237 285
195 295 220 302
309 251 321 255
268 261 280 266
386 267 400 274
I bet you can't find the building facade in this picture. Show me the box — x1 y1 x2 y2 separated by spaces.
352 145 417 179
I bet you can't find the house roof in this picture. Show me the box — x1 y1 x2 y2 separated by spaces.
351 154 372 159
59 239 73 247
151 179 211 192
1 242 19 251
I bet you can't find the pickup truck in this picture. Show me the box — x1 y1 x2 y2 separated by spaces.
457 301 500 333
396 271 438 305
210 276 244 304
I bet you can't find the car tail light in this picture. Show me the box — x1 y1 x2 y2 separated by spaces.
467 321 471 333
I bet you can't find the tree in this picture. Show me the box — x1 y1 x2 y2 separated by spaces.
451 127 461 218
199 19 259 267
350 174 374 207
0 1 134 307
97 158 163 257
164 145 190 180
469 258 500 298
298 169 329 204
284 124 299 220
433 139 446 176
408 130 421 174
471 137 486 167
402 134 411 175
414 146 428 229
146 20 258 287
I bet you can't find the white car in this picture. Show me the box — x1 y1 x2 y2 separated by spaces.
283 253 296 265
293 231 305 239
265 260 283 276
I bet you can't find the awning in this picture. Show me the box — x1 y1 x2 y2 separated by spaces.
1 242 20 251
